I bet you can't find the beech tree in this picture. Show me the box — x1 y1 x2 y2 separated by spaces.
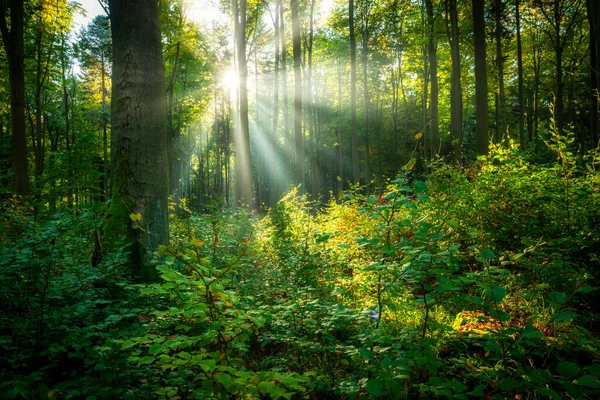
0 0 29 195
104 0 169 281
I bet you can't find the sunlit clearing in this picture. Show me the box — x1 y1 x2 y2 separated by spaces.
221 68 240 93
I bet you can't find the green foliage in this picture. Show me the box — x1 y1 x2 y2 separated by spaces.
2 146 600 398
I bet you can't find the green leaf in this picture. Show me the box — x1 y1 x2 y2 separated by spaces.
359 347 373 359
138 356 154 365
548 292 566 305
148 344 163 355
215 373 235 389
447 220 459 229
365 379 387 396
576 375 600 387
485 284 506 303
414 181 427 193
521 324 543 339
404 158 416 171
535 387 561 400
557 361 579 379
480 248 494 261
552 310 576 322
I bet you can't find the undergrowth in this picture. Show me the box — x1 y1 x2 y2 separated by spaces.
1 141 600 399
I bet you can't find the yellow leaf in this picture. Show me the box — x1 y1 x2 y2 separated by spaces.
129 213 142 221
191 238 204 247
415 132 423 140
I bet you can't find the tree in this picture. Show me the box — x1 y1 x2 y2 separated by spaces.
349 0 359 184
0 0 29 195
425 0 439 155
104 0 169 282
447 0 462 158
473 0 489 154
291 0 304 188
233 0 253 207
516 0 525 148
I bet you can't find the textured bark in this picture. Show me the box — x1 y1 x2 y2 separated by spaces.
0 0 30 195
234 0 253 207
105 0 169 282
516 0 525 148
425 0 439 155
349 0 359 184
587 0 599 146
473 0 489 155
447 0 462 158
494 0 505 144
308 0 319 199
291 0 304 188
280 2 291 184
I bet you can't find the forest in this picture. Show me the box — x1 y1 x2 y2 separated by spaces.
1 0 600 398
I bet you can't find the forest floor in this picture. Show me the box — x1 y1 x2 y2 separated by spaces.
2 145 600 399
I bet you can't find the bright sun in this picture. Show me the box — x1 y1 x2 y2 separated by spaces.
221 68 240 92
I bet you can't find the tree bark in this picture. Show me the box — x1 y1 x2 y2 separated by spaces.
473 0 489 154
234 0 253 207
105 0 169 282
516 0 525 148
291 0 304 188
425 0 439 155
349 0 359 184
494 0 505 144
448 0 462 158
0 0 30 195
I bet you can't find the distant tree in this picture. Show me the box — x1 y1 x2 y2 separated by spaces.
473 0 489 154
104 0 169 282
291 0 304 188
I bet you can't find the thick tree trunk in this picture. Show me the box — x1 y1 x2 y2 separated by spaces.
105 0 169 282
291 0 304 189
473 0 490 154
0 0 29 195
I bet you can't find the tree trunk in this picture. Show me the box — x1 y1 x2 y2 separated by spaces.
362 20 370 189
349 0 359 184
516 0 525 148
0 0 29 195
448 0 462 158
291 0 304 189
308 0 318 199
473 0 490 154
587 0 599 146
425 0 439 155
494 0 506 143
105 0 169 282
280 2 291 186
234 0 253 207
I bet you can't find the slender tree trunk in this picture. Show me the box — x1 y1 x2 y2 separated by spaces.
280 2 291 185
272 0 280 202
291 0 304 188
234 0 253 207
587 0 599 146
349 0 359 184
362 24 370 190
425 0 439 155
0 0 29 195
308 0 318 199
516 0 525 148
494 0 506 143
473 0 490 154
448 0 462 158
105 0 169 282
